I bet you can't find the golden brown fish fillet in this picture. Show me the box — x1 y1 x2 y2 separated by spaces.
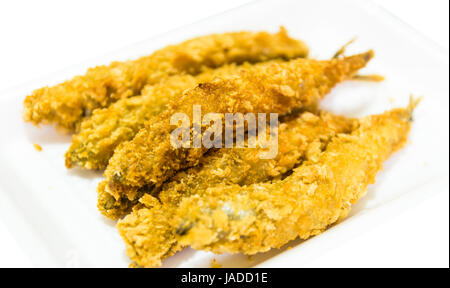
23 27 308 131
172 103 415 255
102 51 374 202
65 62 279 170
116 111 357 267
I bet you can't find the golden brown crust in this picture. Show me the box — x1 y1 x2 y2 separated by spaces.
103 51 374 202
65 62 280 170
23 27 309 131
116 111 357 267
174 106 412 255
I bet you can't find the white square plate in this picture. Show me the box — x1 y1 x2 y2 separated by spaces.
0 0 448 267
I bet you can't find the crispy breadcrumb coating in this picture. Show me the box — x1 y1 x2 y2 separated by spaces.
173 103 415 255
103 110 355 219
103 51 374 202
65 62 280 170
23 27 308 131
65 75 197 169
116 111 357 267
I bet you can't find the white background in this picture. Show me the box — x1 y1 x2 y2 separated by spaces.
0 0 448 268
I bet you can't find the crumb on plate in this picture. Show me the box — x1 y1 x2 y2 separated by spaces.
211 259 222 268
33 143 42 151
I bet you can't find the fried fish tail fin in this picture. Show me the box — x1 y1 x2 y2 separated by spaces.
340 50 374 78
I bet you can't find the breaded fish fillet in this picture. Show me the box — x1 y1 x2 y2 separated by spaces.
23 27 309 131
116 111 357 267
102 51 374 202
172 103 415 255
66 62 279 170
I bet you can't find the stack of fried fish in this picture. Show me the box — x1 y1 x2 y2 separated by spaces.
23 27 416 268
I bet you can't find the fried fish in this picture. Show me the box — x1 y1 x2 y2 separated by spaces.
102 51 374 203
173 102 416 255
116 110 357 267
23 27 308 131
